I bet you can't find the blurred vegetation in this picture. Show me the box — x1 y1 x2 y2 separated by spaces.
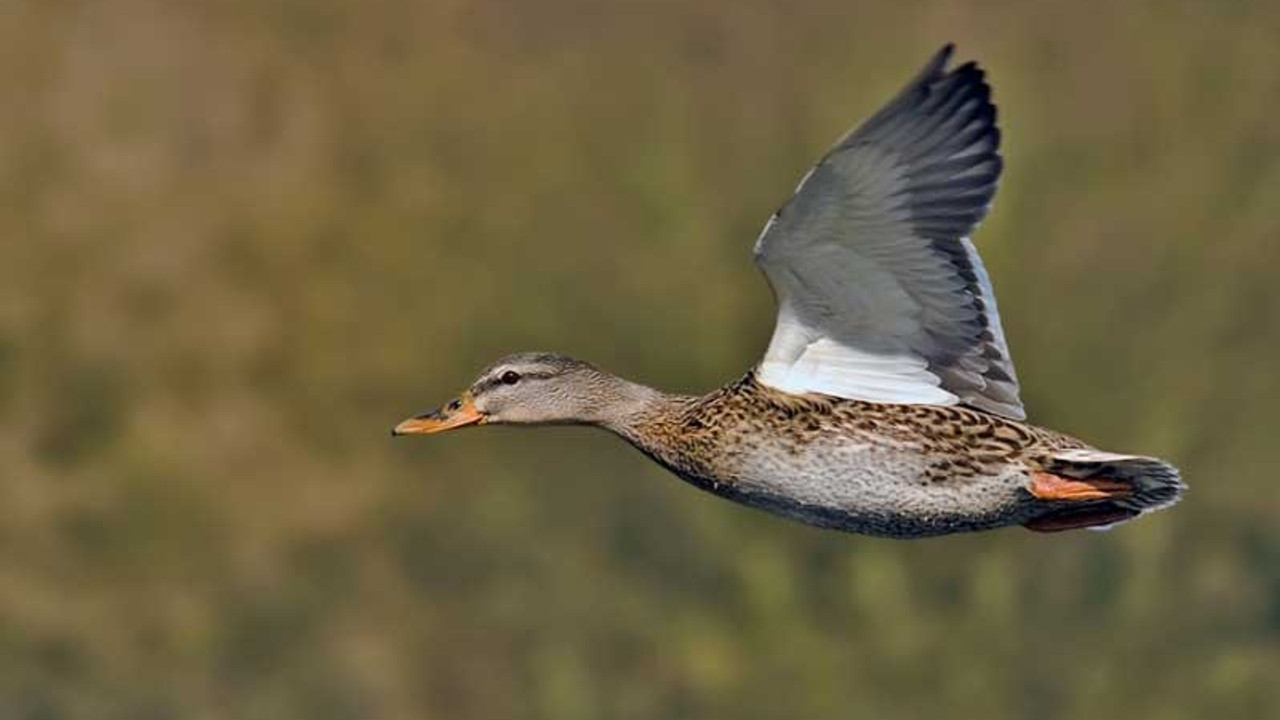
2 0 1279 718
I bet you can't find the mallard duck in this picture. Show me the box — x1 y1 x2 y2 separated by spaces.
394 45 1184 537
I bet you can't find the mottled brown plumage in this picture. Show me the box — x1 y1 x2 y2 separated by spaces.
604 372 1126 537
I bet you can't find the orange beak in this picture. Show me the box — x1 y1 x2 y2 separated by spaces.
392 393 487 436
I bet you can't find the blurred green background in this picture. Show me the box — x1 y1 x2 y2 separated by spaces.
3 1 1279 718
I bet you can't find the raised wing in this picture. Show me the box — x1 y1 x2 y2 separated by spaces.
753 44 1024 419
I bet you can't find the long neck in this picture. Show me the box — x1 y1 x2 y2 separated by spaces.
585 371 721 487
584 372 694 442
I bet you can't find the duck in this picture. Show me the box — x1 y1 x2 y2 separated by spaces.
393 44 1185 537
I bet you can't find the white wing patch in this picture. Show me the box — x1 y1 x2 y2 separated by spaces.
759 337 955 404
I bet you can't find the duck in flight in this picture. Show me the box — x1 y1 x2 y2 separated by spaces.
394 45 1184 537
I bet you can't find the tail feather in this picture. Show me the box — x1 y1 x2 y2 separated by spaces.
1046 449 1185 514
1024 445 1182 530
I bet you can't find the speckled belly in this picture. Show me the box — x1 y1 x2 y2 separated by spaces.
681 437 1037 538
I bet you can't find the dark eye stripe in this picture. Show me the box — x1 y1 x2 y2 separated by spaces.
476 369 556 394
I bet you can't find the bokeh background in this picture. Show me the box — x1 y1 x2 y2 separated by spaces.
3 1 1279 718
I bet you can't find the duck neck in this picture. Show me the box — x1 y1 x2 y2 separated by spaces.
586 373 688 442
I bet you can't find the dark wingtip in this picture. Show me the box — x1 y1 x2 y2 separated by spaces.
926 43 957 76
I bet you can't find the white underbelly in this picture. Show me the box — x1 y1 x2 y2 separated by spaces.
723 436 1028 534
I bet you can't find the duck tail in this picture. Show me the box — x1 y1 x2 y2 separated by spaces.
1024 449 1186 533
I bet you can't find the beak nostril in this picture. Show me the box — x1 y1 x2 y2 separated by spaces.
447 399 462 412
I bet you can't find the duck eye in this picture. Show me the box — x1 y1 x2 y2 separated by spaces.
500 371 521 385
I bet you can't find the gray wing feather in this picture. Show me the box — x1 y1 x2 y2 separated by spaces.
754 44 1025 419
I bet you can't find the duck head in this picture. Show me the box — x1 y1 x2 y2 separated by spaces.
392 352 644 435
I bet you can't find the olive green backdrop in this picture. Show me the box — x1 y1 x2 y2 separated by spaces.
2 1 1278 718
